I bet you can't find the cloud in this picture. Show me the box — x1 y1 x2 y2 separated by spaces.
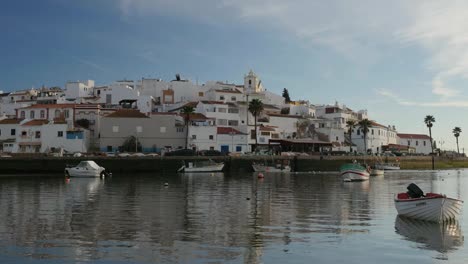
378 88 468 108
118 0 468 105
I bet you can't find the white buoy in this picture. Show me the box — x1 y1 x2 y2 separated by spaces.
164 182 169 186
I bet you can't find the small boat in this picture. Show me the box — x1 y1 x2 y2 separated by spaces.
374 162 400 170
178 160 224 172
252 162 291 172
340 163 370 181
370 168 384 176
394 183 463 222
395 216 463 253
65 160 109 177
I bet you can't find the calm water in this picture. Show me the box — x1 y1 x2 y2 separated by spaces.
0 170 467 264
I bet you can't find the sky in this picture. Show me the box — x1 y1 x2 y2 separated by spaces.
1 0 468 152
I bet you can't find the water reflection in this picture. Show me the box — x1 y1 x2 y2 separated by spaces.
395 216 464 253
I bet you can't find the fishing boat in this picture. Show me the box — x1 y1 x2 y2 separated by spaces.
394 183 463 222
370 168 384 176
340 163 370 182
65 160 110 177
374 162 400 170
252 162 291 172
178 160 224 173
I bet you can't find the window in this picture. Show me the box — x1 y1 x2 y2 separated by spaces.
218 119 227 126
228 120 239 126
107 146 113 152
58 131 63 137
176 127 183 133
407 140 410 146
160 127 167 133
97 90 101 95
40 110 45 118
55 110 61 117
261 132 270 136
336 136 339 141
416 141 419 146
220 96 225 100
198 92 204 97
228 108 239 114
251 130 256 140
35 131 41 139
210 146 214 150
112 126 119 133
20 111 25 119
209 135 214 140
11 129 15 136
249 80 252 85
64 110 69 118
218 108 227 113
357 129 360 135
30 111 35 119
192 135 196 139
236 146 242 152
136 126 143 133
423 141 426 146
371 129 374 135
231 96 236 101
21 131 27 136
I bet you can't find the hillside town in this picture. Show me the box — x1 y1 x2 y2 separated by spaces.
0 70 432 156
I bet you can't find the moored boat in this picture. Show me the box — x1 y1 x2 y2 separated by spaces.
394 183 463 222
65 160 109 177
375 162 400 170
252 163 291 172
370 168 384 176
178 160 224 172
340 163 370 182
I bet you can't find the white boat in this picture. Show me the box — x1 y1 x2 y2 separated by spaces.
65 160 109 177
340 163 370 181
178 160 224 172
394 183 463 222
395 216 463 253
370 169 384 176
375 163 400 170
252 162 291 172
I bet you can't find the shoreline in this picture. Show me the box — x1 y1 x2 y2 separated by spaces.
0 155 467 174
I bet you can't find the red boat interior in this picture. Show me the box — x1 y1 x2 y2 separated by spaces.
397 192 445 200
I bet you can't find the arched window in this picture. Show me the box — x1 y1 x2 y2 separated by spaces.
30 111 35 119
40 110 45 119
248 80 252 85
20 111 25 119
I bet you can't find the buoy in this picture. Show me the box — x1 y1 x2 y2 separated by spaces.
258 173 264 178
65 178 71 184
164 182 169 186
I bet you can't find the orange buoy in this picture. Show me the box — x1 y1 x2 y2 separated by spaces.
258 172 264 178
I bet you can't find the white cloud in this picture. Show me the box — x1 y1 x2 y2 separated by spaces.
118 0 468 105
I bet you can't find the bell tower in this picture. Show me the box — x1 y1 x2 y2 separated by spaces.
244 70 263 93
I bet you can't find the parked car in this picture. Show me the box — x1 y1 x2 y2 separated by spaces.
164 149 196 156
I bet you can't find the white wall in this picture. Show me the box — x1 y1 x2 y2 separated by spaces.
398 137 432 154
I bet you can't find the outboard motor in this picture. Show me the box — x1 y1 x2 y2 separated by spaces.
407 183 424 198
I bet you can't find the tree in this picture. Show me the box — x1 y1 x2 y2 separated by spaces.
346 120 356 153
75 118 90 129
181 105 195 149
453 127 462 154
358 119 372 154
424 115 435 154
248 99 264 151
282 88 291 103
122 136 141 152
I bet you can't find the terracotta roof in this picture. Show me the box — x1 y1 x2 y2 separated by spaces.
263 104 280 109
214 89 242 94
397 133 431 140
184 113 211 121
369 121 388 128
217 127 245 135
271 138 332 145
259 126 277 132
268 113 303 118
22 120 49 126
0 118 23 124
105 109 149 118
151 112 177 116
20 104 76 109
54 117 67 124
168 102 199 112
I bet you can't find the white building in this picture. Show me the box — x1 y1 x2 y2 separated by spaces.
352 121 398 154
397 133 432 154
65 80 94 99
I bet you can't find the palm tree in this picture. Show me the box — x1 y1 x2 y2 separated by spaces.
453 127 462 154
181 105 195 149
424 115 435 154
346 120 356 153
358 119 372 154
248 99 264 152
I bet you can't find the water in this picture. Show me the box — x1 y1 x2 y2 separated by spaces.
0 170 467 263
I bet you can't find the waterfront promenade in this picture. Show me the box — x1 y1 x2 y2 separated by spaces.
0 155 467 174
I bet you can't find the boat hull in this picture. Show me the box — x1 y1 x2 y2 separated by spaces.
180 163 224 172
394 196 463 222
341 170 370 181
370 169 384 176
375 163 400 170
252 164 291 172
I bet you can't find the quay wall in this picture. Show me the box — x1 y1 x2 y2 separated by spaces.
0 155 467 175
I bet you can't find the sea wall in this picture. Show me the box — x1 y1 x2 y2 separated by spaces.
0 155 467 175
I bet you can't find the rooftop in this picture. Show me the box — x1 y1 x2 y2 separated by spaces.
105 109 149 118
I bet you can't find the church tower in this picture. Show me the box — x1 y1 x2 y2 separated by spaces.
244 70 264 93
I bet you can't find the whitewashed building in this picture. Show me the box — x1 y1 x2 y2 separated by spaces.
397 133 432 154
65 80 94 99
352 121 398 154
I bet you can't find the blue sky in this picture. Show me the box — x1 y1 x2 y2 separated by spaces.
1 0 468 152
